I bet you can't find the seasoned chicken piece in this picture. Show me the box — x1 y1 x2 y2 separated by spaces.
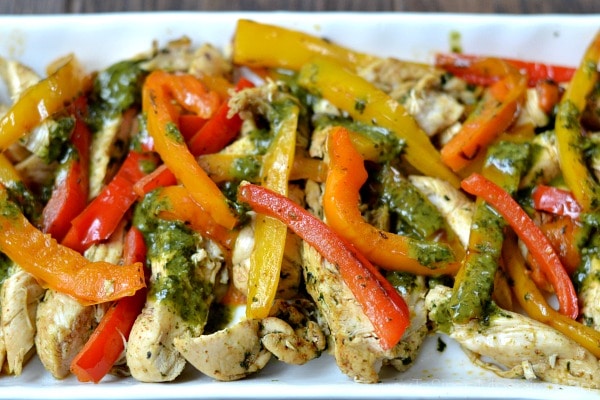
357 57 440 96
35 233 124 379
188 43 232 79
426 285 600 389
515 88 550 128
1 266 45 375
301 242 428 383
403 74 465 137
260 299 327 365
231 223 254 294
579 257 600 330
408 175 474 247
174 318 271 381
126 224 224 382
0 57 40 101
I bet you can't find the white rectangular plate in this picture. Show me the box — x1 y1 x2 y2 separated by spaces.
0 11 599 400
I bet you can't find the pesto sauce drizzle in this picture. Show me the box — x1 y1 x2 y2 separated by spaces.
133 190 213 329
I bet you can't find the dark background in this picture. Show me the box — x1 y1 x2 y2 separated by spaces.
1 0 599 14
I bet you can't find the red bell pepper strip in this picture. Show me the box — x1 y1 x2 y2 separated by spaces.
143 70 237 230
532 185 582 219
0 185 145 305
41 100 91 241
61 151 155 253
187 78 255 156
178 114 208 141
237 182 410 350
435 52 575 87
70 226 148 383
132 164 177 198
461 173 579 320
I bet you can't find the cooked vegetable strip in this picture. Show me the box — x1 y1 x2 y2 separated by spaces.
153 185 237 251
435 52 575 87
441 59 527 172
246 100 299 319
555 31 600 212
532 185 582 219
0 55 88 151
70 227 148 383
232 19 374 71
503 233 600 359
449 141 529 323
187 78 254 156
323 126 458 275
61 150 155 253
42 104 91 241
142 70 237 229
132 164 177 197
298 58 461 188
0 185 145 305
461 173 579 320
238 182 409 349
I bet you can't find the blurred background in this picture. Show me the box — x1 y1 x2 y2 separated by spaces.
1 0 599 14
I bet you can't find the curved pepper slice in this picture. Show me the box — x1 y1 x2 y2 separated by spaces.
237 182 410 350
461 173 579 320
323 126 459 276
0 185 145 305
0 55 88 151
143 70 237 229
555 31 600 212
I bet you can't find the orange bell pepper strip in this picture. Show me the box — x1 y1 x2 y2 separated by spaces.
323 126 458 276
0 184 145 305
41 99 91 241
298 58 460 188
555 31 600 212
142 70 237 229
152 185 237 251
70 226 148 383
440 59 527 172
0 55 89 151
237 182 410 350
435 52 575 87
461 173 579 320
502 232 600 359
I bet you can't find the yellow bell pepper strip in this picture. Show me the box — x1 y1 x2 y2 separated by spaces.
237 182 410 350
246 100 299 319
324 126 459 276
449 141 529 323
70 226 148 383
298 58 461 188
461 173 579 320
142 70 237 229
232 19 374 72
152 185 237 252
0 55 88 152
440 59 527 172
196 153 327 184
0 184 145 305
502 232 600 359
555 31 600 212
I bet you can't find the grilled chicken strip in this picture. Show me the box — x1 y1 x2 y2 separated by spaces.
1 267 45 375
426 285 600 389
35 232 124 379
301 242 427 383
126 214 224 382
